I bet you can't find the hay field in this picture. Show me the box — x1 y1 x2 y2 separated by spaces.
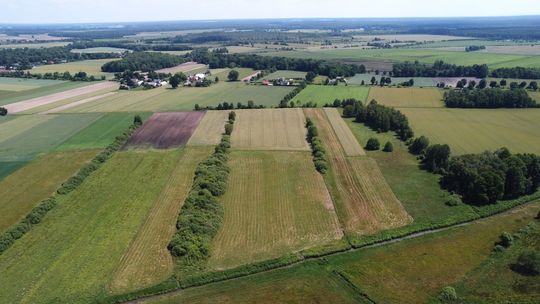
0 150 181 304
304 108 411 236
231 108 309 151
0 150 98 232
0 77 65 92
208 151 343 270
110 147 213 294
29 58 118 78
347 74 436 87
292 85 370 106
0 81 90 106
323 108 365 156
156 61 207 74
399 108 540 155
187 111 229 146
262 70 307 80
367 87 444 108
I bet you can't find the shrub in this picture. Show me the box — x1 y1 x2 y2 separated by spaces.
439 286 458 302
383 141 393 152
514 249 540 275
133 115 143 125
0 107 7 116
305 119 328 174
224 123 234 135
498 232 514 248
365 138 380 151
228 111 236 122
445 194 462 207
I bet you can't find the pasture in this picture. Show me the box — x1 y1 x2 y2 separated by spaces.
0 77 66 92
0 150 98 232
187 111 229 146
262 70 307 80
399 108 540 155
208 150 343 270
28 58 119 78
0 150 181 304
324 108 365 156
347 74 436 87
304 108 412 236
231 108 309 151
367 87 444 108
291 85 370 106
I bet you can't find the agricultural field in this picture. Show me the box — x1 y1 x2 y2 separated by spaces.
0 81 91 106
0 77 66 92
291 85 370 106
156 61 207 74
125 112 204 149
304 108 412 236
0 41 70 48
353 34 473 42
28 58 119 78
347 74 436 87
0 150 182 304
324 108 365 156
530 91 540 102
399 108 540 155
262 70 307 80
0 150 98 232
187 111 229 146
70 47 127 53
208 150 343 270
231 108 309 151
367 87 444 108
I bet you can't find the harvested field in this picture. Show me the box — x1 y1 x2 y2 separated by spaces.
187 111 229 146
3 81 117 113
28 58 118 78
291 85 370 106
347 74 435 87
110 147 213 294
0 150 99 232
41 92 117 114
126 112 204 149
156 61 207 74
231 108 310 151
208 151 343 270
304 108 412 236
0 81 91 107
323 108 365 156
367 87 444 108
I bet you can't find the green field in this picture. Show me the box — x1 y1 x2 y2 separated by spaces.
291 85 370 106
0 41 70 49
29 58 119 78
56 112 151 151
530 91 540 102
0 150 98 232
347 74 436 87
399 108 540 155
262 70 307 80
71 47 127 53
0 113 101 161
0 77 66 92
0 150 182 304
0 81 91 106
0 161 28 181
367 87 444 108
61 82 294 112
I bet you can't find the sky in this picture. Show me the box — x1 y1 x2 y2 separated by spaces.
1 0 540 24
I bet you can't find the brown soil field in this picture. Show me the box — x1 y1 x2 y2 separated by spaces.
231 108 310 151
304 108 412 236
323 108 366 156
156 62 207 74
126 112 204 149
187 111 229 146
41 92 117 114
367 87 444 108
4 81 117 113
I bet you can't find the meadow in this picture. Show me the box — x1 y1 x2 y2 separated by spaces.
347 74 436 87
0 77 66 92
28 58 119 78
262 70 307 80
292 85 370 106
0 81 91 106
367 87 444 108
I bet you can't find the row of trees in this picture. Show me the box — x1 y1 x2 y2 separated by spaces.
306 118 328 174
392 60 489 78
0 70 104 82
279 82 306 107
355 100 414 141
194 100 265 111
491 67 540 80
465 45 486 52
444 88 537 108
101 52 187 72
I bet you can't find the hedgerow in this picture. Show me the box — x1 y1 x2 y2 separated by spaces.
305 118 328 174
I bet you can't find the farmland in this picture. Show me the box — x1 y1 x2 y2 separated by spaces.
156 61 207 74
0 81 91 106
28 58 119 78
0 77 66 91
208 150 343 270
231 108 309 151
187 111 229 146
347 74 436 87
324 108 365 156
292 85 370 106
367 87 444 108
262 70 307 80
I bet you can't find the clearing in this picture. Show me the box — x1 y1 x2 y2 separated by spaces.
187 111 229 146
292 85 370 106
367 87 444 108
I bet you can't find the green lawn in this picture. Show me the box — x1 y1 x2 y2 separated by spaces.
291 85 370 106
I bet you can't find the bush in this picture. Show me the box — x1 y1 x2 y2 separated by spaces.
224 123 234 135
498 232 514 248
383 141 393 152
365 138 380 151
228 111 236 122
227 70 239 81
0 107 7 116
514 249 540 275
439 286 458 302
445 194 462 207
305 119 328 174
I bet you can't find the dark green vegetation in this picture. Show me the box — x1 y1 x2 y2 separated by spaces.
101 52 187 72
392 60 488 78
491 67 540 79
305 118 329 173
355 100 414 140
444 88 537 108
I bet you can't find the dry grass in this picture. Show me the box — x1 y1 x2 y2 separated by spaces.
109 147 213 294
367 87 444 108
231 108 309 151
187 111 229 146
304 108 411 236
208 150 343 270
323 108 365 156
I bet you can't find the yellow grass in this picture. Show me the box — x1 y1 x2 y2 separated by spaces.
109 147 213 294
187 111 229 146
367 87 444 108
208 151 343 270
231 108 310 151
323 108 365 156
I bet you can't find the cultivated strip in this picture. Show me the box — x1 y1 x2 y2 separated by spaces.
40 92 117 114
323 108 366 156
187 111 229 146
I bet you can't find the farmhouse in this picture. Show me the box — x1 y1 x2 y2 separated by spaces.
184 73 206 86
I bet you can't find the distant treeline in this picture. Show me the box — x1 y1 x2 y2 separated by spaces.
0 70 103 81
465 45 486 52
491 67 540 80
70 41 192 52
444 88 537 108
101 52 187 72
189 49 365 78
392 60 489 78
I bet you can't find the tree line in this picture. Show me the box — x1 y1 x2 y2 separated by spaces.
306 118 328 174
194 100 265 111
392 60 489 78
0 70 104 82
444 88 537 108
491 67 540 80
354 100 414 141
101 52 187 72
465 45 486 52
70 41 193 52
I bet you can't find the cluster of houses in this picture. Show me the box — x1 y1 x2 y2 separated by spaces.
261 77 296 86
184 73 206 86
120 72 168 90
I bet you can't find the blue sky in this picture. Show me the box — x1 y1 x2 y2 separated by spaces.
1 0 540 24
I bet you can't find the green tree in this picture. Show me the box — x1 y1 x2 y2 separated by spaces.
224 123 234 135
365 138 380 151
133 115 143 125
409 136 430 155
500 79 507 87
515 249 540 275
422 144 451 173
0 107 7 116
383 141 393 152
169 74 181 88
370 76 376 85
305 71 316 82
228 70 239 81
498 232 513 248
228 111 236 122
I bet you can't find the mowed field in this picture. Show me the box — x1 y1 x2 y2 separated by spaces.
28 58 118 78
324 108 365 156
0 77 66 92
231 108 309 151
0 150 98 232
0 150 182 304
292 85 370 106
156 61 207 74
399 108 540 155
0 81 91 106
187 111 229 146
304 108 412 236
367 87 444 108
347 74 436 87
125 112 204 149
208 150 343 270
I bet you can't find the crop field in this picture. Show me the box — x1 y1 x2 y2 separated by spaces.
347 74 436 87
110 147 213 294
367 87 444 108
324 108 365 156
61 82 294 112
0 77 66 92
125 112 204 149
208 150 343 270
0 81 91 106
187 111 229 146
57 112 152 151
156 61 207 74
40 92 117 114
0 150 181 304
0 150 98 232
0 161 27 181
70 47 127 53
399 108 540 155
0 113 101 161
0 41 70 48
262 70 307 80
292 85 370 106
304 108 412 236
231 108 309 151
28 58 119 78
